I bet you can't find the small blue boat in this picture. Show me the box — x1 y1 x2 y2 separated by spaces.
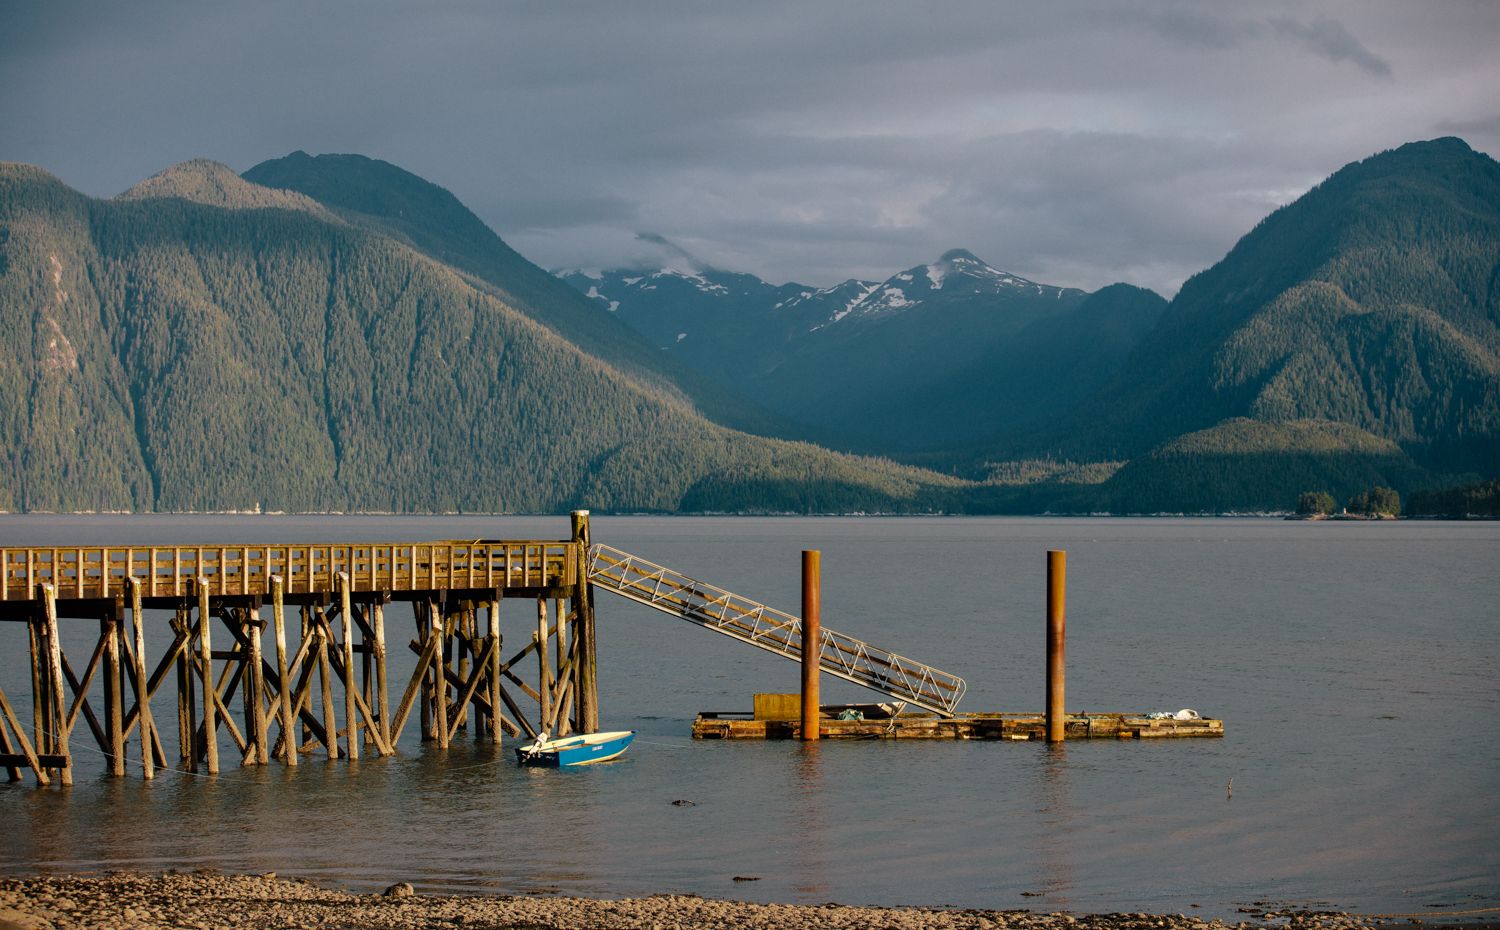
515 730 635 767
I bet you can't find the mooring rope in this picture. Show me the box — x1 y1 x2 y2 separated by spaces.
16 721 253 781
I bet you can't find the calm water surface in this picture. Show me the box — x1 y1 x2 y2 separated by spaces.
1 515 1496 918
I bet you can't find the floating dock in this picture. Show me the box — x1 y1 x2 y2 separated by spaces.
693 706 1224 740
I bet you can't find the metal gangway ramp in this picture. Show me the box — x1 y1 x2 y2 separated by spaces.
586 544 966 716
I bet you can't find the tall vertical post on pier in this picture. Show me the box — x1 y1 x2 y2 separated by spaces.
372 598 390 752
39 584 72 785
571 510 599 734
801 549 821 742
339 574 358 761
103 603 125 777
487 597 503 744
1046 550 1067 743
128 578 156 780
270 577 296 766
197 578 219 774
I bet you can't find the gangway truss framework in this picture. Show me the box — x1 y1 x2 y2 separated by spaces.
587 544 966 716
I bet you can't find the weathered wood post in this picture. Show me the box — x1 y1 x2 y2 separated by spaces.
270 576 296 766
339 574 358 761
128 578 156 780
1046 550 1066 744
554 596 569 736
28 614 44 769
174 607 194 769
315 605 338 760
103 603 125 777
39 584 72 785
431 597 449 750
197 577 219 774
454 604 470 733
801 550 821 742
418 601 434 741
536 598 552 735
570 510 599 734
487 597 503 744
372 598 390 752
246 605 269 765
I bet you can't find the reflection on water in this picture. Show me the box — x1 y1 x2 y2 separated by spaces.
1034 743 1076 910
2 515 1498 917
791 742 827 898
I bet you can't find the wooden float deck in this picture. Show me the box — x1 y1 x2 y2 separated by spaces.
692 710 1224 740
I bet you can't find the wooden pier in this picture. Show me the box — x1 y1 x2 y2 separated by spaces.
692 708 1224 740
0 513 601 786
0 518 1215 788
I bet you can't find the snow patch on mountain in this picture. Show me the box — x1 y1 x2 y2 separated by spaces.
833 282 882 322
867 287 914 311
583 284 620 312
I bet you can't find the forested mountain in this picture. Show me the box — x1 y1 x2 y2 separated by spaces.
240 152 785 436
1024 137 1500 475
562 246 1162 451
0 160 963 513
2 138 1493 515
1092 418 1428 514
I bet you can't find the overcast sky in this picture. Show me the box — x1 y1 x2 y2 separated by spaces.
3 1 1497 295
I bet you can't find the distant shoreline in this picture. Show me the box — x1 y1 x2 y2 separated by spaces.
0 871 1443 930
0 510 1490 520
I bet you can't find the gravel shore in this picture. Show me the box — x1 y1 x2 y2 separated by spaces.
0 872 1413 930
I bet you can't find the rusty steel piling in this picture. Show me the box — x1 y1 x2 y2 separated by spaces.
800 550 821 742
1046 550 1066 743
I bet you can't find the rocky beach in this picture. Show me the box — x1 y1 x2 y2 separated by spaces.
0 872 1450 930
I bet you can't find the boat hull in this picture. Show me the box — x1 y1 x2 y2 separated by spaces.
515 730 635 767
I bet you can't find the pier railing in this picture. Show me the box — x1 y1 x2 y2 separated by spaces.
0 541 576 602
587 544 966 715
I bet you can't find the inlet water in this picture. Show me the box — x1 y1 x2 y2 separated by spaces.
1 515 1496 918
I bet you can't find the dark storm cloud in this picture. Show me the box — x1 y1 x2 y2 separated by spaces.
2 0 1496 295
1268 17 1392 76
1114 7 1392 75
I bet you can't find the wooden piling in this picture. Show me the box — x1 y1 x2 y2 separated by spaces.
418 602 433 741
270 577 296 766
571 510 599 734
433 598 449 749
175 608 194 768
800 550 821 742
103 605 125 776
246 606 269 765
197 578 219 774
315 606 338 760
339 574 358 761
372 598 390 752
1046 550 1066 744
40 584 72 785
128 579 155 779
28 615 43 769
487 597 502 744
536 598 552 735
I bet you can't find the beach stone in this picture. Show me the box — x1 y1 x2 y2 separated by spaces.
383 881 415 898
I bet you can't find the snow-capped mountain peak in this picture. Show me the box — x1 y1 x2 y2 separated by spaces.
924 248 1039 291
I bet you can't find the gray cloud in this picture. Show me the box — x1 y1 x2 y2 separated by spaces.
2 0 1496 296
1116 8 1391 76
1269 16 1392 76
